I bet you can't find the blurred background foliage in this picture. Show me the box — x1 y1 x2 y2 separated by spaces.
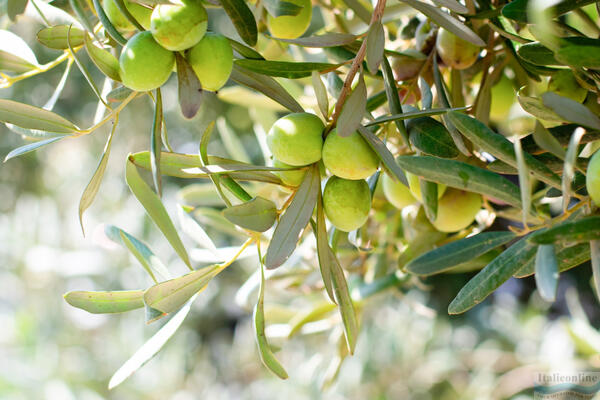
2 2 600 399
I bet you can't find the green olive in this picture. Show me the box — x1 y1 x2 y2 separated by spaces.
266 113 324 166
187 32 233 92
406 172 446 202
323 177 371 232
322 129 379 180
586 149 600 205
273 159 307 187
432 189 482 232
103 0 152 31
119 31 175 91
436 28 480 70
382 173 416 209
150 0 207 51
267 0 312 39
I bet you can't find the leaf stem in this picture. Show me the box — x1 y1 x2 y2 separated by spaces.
75 91 138 136
328 0 387 131
0 51 73 89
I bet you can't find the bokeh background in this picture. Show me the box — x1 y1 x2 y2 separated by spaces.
2 3 600 399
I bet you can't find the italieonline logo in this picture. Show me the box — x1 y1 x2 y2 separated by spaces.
534 372 600 399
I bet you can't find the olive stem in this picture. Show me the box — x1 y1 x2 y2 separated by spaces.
328 0 387 131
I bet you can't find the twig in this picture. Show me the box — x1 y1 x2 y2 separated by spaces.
328 0 387 131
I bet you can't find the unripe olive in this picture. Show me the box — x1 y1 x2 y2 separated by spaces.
323 177 371 232
187 33 233 92
406 172 446 202
432 189 482 232
382 173 416 209
120 31 175 91
322 129 379 180
392 51 426 81
104 0 152 31
548 70 588 103
267 0 312 39
266 113 324 166
436 28 480 70
150 0 207 51
273 159 306 187
586 150 600 205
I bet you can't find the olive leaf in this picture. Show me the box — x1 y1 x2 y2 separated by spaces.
36 25 85 49
337 74 366 137
0 99 79 134
0 29 39 73
265 164 319 269
175 53 203 119
64 290 145 314
406 231 516 276
223 196 277 232
535 244 559 302
219 0 257 46
528 216 600 245
125 156 192 269
234 59 339 79
84 34 121 81
274 33 358 47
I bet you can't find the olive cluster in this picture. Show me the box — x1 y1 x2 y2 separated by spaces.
106 0 233 92
266 113 378 232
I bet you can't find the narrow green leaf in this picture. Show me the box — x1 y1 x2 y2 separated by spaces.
129 151 283 184
150 88 163 196
274 33 358 47
420 179 438 222
532 120 565 159
419 77 432 110
265 164 319 269
535 244 559 302
513 135 530 225
542 92 600 130
448 111 561 188
84 34 121 82
0 99 78 133
105 224 171 282
431 0 468 12
337 74 366 137
287 302 337 337
8 0 28 21
36 25 85 49
234 59 339 79
400 0 485 46
68 0 95 34
376 104 457 126
230 65 304 113
64 290 145 314
0 29 39 73
263 0 302 16
501 0 597 23
366 21 385 74
143 265 219 313
79 118 116 234
528 216 600 245
340 0 370 23
108 293 197 389
125 156 192 269
517 91 563 122
591 240 600 301
357 126 408 186
562 127 585 211
112 0 145 31
407 116 459 158
395 155 523 209
228 38 264 60
329 237 359 354
448 236 537 314
175 53 203 119
219 0 257 46
517 42 561 66
312 71 329 120
107 86 134 103
4 136 64 162
515 241 590 278
254 257 288 379
381 56 408 145
406 231 516 276
223 196 277 232
315 192 336 303
92 0 127 45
